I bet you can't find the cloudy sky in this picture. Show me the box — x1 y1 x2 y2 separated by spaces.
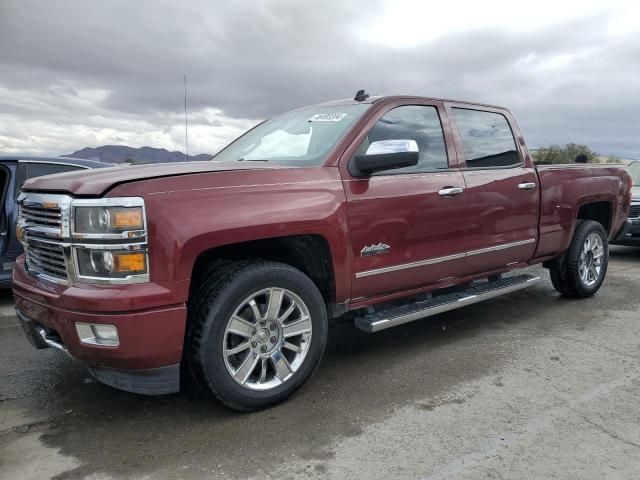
0 0 638 158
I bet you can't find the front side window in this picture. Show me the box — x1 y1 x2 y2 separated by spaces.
213 104 369 167
453 108 520 168
357 105 448 173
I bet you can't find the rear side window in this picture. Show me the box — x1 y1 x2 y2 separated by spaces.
359 105 449 173
15 162 83 198
453 108 520 168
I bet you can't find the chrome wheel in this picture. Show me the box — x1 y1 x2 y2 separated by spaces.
578 232 605 287
222 288 312 391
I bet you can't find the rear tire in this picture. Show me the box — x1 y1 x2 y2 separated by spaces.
187 260 327 411
549 220 609 298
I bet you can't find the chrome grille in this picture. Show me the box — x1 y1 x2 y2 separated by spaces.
24 238 68 278
629 205 640 219
18 193 72 283
20 205 63 228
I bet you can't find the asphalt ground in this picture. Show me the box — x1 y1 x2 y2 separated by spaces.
1 246 639 479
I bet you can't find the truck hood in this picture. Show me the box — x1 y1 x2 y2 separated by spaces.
632 186 640 201
22 161 283 196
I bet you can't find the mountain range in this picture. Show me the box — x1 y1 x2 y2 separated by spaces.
64 145 212 164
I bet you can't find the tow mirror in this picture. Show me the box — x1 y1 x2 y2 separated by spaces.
350 139 419 177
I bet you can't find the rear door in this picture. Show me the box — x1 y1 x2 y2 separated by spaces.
445 103 539 274
340 100 470 301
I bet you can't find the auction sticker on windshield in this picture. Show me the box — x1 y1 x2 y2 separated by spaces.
309 113 347 122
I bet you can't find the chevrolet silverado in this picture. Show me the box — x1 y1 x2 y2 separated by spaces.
13 93 632 411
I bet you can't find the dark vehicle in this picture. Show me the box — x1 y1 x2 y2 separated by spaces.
12 95 632 411
0 156 109 287
612 161 640 245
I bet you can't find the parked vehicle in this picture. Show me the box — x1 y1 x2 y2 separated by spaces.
12 94 632 411
612 160 640 245
0 156 109 287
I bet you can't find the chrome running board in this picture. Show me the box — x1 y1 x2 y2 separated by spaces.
354 274 540 333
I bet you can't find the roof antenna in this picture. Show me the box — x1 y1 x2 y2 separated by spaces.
354 89 369 101
184 74 189 161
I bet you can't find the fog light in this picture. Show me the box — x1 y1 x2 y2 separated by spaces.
75 322 119 347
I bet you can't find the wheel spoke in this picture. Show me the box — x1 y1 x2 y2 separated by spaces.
227 316 255 337
589 265 598 282
225 341 251 356
258 358 268 383
283 316 312 338
234 351 260 384
282 341 302 353
271 352 293 381
248 299 263 322
592 246 604 260
265 288 284 321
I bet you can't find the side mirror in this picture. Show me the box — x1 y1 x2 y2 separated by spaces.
349 139 419 177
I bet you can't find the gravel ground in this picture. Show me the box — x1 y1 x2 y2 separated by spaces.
1 246 639 479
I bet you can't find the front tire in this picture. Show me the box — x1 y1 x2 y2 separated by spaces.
549 220 609 298
187 260 328 411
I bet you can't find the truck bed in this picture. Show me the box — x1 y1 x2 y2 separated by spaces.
534 163 630 259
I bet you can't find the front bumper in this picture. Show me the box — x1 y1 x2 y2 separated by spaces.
17 307 180 394
12 258 186 395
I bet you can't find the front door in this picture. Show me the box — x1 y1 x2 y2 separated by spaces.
341 101 469 301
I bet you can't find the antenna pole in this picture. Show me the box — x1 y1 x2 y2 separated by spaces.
184 74 189 161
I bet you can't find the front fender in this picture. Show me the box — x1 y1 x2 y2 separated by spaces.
110 167 352 304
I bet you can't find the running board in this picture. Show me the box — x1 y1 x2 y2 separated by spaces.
354 274 540 333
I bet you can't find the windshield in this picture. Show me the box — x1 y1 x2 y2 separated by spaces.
628 161 640 186
212 104 369 167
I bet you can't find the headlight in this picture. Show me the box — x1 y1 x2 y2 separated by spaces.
69 197 149 284
74 206 145 236
75 247 148 279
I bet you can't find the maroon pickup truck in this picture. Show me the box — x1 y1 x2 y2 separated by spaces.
13 94 632 411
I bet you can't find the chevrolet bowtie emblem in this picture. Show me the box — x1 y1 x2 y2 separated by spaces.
361 243 391 257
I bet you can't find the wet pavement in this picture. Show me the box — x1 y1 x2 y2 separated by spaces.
1 246 639 479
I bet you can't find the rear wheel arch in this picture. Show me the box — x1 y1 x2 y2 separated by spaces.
576 201 612 235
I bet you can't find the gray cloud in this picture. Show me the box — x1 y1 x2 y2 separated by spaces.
0 0 638 158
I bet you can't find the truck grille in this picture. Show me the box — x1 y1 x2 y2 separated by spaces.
20 204 63 231
23 237 68 278
629 205 640 219
18 194 72 283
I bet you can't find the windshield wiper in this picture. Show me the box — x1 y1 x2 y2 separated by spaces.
237 158 269 162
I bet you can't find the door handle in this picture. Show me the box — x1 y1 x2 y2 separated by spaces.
518 182 537 190
438 187 464 197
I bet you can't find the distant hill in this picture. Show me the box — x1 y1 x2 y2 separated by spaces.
64 145 212 164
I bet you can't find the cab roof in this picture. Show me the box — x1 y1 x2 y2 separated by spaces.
295 95 507 112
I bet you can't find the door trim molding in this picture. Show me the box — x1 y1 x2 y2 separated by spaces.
355 252 466 279
466 238 536 257
354 238 536 279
